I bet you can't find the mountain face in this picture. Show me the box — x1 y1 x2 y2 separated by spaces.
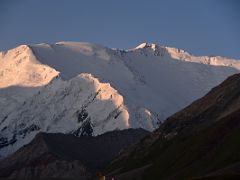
0 128 149 179
0 41 240 158
106 73 240 179
0 73 130 157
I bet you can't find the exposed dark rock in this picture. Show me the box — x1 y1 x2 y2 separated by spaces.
77 109 89 123
18 124 40 138
73 119 93 136
0 128 149 179
0 134 16 149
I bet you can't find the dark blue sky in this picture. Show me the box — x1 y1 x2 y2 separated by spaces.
0 0 239 58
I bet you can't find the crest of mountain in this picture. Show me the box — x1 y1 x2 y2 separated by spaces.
0 41 239 158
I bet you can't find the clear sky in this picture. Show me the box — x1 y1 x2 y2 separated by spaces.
0 0 239 58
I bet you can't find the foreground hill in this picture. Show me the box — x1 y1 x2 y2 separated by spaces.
106 73 240 179
0 42 239 157
0 128 149 179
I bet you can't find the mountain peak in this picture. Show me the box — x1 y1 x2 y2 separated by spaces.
0 44 59 89
134 42 158 51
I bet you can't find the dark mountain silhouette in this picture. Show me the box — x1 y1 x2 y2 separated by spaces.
106 73 240 179
0 128 149 179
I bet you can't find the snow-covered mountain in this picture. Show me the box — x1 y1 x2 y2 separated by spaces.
0 41 239 157
0 74 129 157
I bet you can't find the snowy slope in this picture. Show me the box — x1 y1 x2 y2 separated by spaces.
0 44 58 105
30 42 239 120
0 74 129 157
0 45 58 89
0 45 59 138
0 41 239 157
